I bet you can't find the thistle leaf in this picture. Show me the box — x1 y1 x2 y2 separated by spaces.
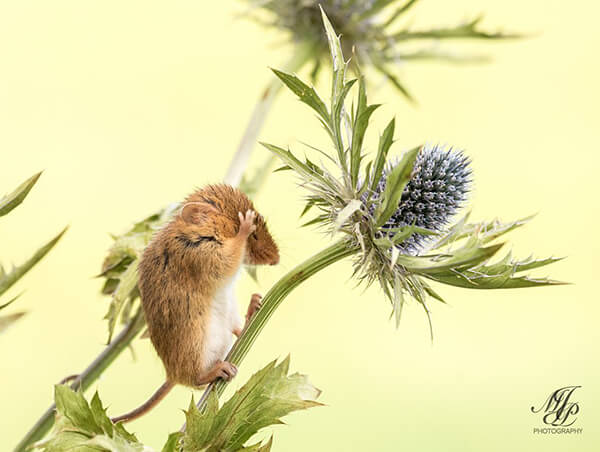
239 436 273 452
261 143 341 195
0 171 41 217
182 357 321 452
350 79 380 188
374 147 419 227
425 254 567 289
271 69 329 123
34 386 143 452
396 243 504 274
104 259 139 343
390 224 437 245
334 199 362 230
431 215 536 250
320 6 347 113
392 276 405 328
370 119 396 192
0 227 67 298
55 386 103 436
161 433 183 452
391 16 521 41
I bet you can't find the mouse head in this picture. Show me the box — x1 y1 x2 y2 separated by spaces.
179 184 279 266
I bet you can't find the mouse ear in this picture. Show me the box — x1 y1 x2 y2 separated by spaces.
180 202 218 224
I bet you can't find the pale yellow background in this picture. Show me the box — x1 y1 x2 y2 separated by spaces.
1 1 598 451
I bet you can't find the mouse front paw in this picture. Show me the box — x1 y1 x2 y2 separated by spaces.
237 210 257 239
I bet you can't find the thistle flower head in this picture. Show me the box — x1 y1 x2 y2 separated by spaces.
243 0 518 100
264 11 562 335
374 145 471 253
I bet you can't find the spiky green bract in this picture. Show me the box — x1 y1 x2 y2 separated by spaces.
32 385 144 452
263 10 563 334
242 0 519 101
0 173 67 334
182 357 320 452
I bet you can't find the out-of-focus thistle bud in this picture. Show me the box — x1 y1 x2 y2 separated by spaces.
374 145 471 253
242 0 519 101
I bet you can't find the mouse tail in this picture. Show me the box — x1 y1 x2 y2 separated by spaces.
111 381 174 424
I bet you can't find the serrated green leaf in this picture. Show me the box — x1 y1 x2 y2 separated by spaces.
239 436 273 452
161 433 183 452
84 434 145 452
33 431 98 452
390 224 437 245
0 227 67 298
429 211 472 249
271 69 329 122
183 357 321 452
392 276 405 328
396 243 504 275
334 199 362 230
431 214 535 250
273 165 291 173
0 171 41 217
421 280 446 304
104 259 139 343
89 392 114 438
301 214 330 228
350 79 380 188
427 271 565 289
261 143 341 195
424 254 567 289
36 386 143 452
374 147 419 227
370 119 396 192
320 7 346 113
54 386 103 436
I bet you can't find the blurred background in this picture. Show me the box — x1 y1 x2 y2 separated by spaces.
0 1 598 450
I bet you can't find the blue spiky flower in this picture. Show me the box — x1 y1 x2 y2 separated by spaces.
374 145 471 253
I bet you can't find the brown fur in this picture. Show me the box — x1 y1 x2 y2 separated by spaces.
111 184 279 423
139 184 279 386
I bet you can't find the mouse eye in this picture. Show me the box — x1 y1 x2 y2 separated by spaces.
251 232 258 240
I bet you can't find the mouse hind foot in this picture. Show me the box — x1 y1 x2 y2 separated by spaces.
195 360 238 386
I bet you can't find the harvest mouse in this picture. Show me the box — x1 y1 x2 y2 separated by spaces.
111 184 279 423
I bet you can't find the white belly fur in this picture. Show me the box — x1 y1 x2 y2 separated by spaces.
202 268 243 370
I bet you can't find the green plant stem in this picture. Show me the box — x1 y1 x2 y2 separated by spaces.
14 308 145 452
193 239 360 416
223 40 316 187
